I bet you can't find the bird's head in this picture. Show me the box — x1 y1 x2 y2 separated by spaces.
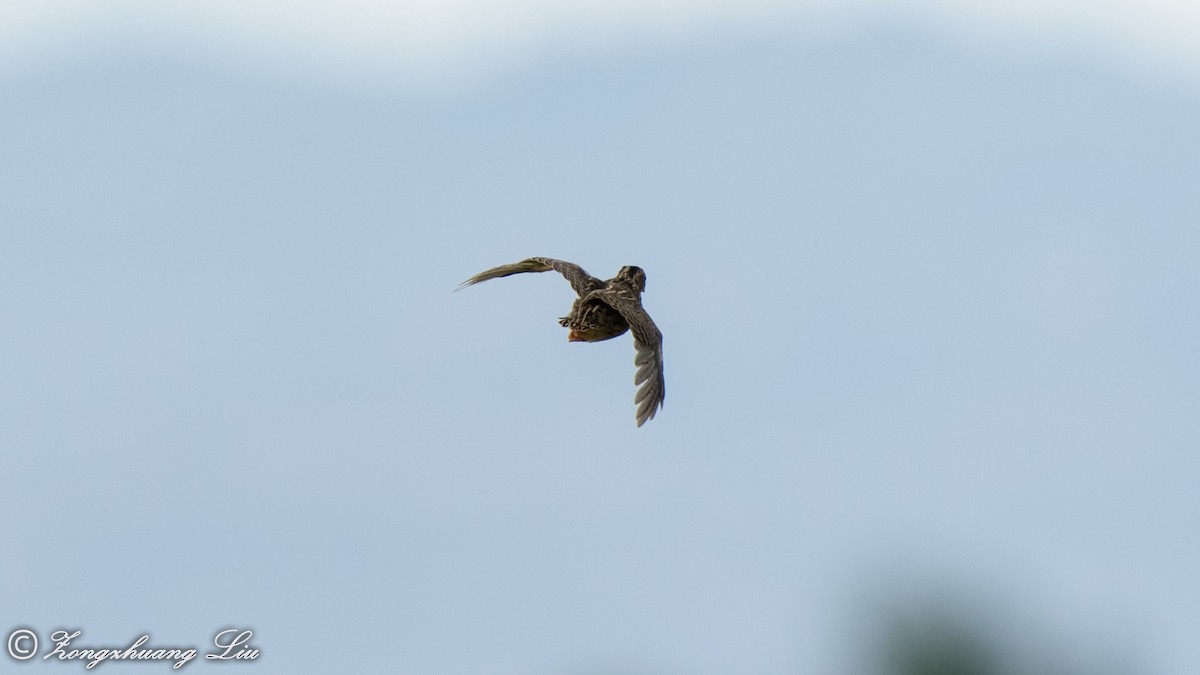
616 265 647 292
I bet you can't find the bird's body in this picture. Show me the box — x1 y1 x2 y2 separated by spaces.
561 299 628 342
458 257 665 427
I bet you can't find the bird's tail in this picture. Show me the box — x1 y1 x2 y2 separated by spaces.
455 258 554 291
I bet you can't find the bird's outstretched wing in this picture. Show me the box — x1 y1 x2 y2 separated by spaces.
456 257 603 296
588 287 665 427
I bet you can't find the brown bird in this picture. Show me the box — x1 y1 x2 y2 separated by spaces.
458 257 665 427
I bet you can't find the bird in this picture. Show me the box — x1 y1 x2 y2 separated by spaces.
457 257 665 427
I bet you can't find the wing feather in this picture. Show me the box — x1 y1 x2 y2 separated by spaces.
589 287 665 427
456 257 602 296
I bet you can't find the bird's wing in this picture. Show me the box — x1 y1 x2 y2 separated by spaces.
456 257 603 296
589 287 665 427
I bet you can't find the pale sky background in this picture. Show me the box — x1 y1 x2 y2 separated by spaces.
2 1 1198 674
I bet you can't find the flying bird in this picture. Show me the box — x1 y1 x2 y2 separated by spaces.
458 257 665 427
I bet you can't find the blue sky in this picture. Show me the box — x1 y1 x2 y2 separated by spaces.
2 3 1198 674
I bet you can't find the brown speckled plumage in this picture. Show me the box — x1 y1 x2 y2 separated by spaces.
458 257 665 427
